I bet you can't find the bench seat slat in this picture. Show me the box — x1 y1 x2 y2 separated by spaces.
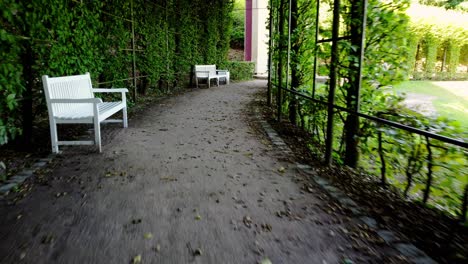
55 102 123 120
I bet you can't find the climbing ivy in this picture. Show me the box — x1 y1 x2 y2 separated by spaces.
0 0 233 146
0 0 23 145
269 0 467 221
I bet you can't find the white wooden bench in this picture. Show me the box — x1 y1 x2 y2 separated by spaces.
194 65 230 88
42 72 128 153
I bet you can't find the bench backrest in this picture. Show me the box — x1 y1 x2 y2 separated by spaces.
42 72 94 116
195 65 217 78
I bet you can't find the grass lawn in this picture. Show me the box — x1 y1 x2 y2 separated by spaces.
393 81 468 130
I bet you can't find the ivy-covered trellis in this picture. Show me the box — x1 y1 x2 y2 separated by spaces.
267 0 467 223
0 0 234 146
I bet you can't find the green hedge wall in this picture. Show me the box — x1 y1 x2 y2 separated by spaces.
407 4 468 80
0 0 234 145
220 61 255 81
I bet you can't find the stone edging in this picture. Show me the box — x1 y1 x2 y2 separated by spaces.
253 107 437 264
0 154 55 196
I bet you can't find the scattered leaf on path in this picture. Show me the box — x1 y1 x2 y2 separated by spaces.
160 177 178 182
243 152 253 157
132 254 142 264
41 234 54 244
259 257 272 264
154 244 161 252
195 214 202 220
261 223 272 232
278 167 285 173
144 233 153 239
193 248 203 256
132 219 142 224
243 216 252 228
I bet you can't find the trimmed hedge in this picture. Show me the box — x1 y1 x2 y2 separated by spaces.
407 4 468 80
221 61 255 81
0 0 234 145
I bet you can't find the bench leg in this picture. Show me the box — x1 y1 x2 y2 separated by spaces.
208 78 210 88
195 77 199 88
94 119 102 153
123 107 128 128
216 78 219 86
50 120 59 153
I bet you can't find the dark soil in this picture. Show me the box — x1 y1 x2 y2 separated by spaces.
254 92 468 264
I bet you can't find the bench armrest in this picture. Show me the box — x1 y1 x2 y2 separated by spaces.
92 88 127 104
92 88 128 93
50 98 103 104
216 70 229 73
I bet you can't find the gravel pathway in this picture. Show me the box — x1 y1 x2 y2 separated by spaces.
0 81 399 264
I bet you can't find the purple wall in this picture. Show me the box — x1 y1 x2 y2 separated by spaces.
245 0 252 61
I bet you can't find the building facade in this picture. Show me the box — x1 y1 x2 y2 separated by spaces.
245 0 269 77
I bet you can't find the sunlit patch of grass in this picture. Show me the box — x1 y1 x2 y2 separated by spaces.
393 81 468 129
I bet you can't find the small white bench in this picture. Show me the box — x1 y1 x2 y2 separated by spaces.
194 65 230 88
42 72 128 153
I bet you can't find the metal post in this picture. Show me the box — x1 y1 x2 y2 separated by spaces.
285 0 292 91
324 0 340 165
344 0 367 167
131 0 137 102
277 0 285 122
312 0 320 99
267 0 274 106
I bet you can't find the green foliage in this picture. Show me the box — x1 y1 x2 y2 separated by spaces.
220 61 255 81
418 0 466 10
0 0 233 145
408 4 468 80
0 0 24 144
269 0 467 220
230 0 245 48
447 42 461 75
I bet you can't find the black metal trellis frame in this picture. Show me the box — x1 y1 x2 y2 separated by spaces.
266 0 467 158
267 0 468 222
266 0 467 221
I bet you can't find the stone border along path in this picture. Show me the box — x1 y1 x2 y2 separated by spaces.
253 108 438 264
0 80 433 263
0 155 55 196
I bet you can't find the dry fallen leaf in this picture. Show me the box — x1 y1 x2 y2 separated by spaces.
160 177 178 182
243 216 252 228
132 254 142 264
154 244 161 252
259 257 272 264
278 167 285 173
144 232 153 239
193 248 203 256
